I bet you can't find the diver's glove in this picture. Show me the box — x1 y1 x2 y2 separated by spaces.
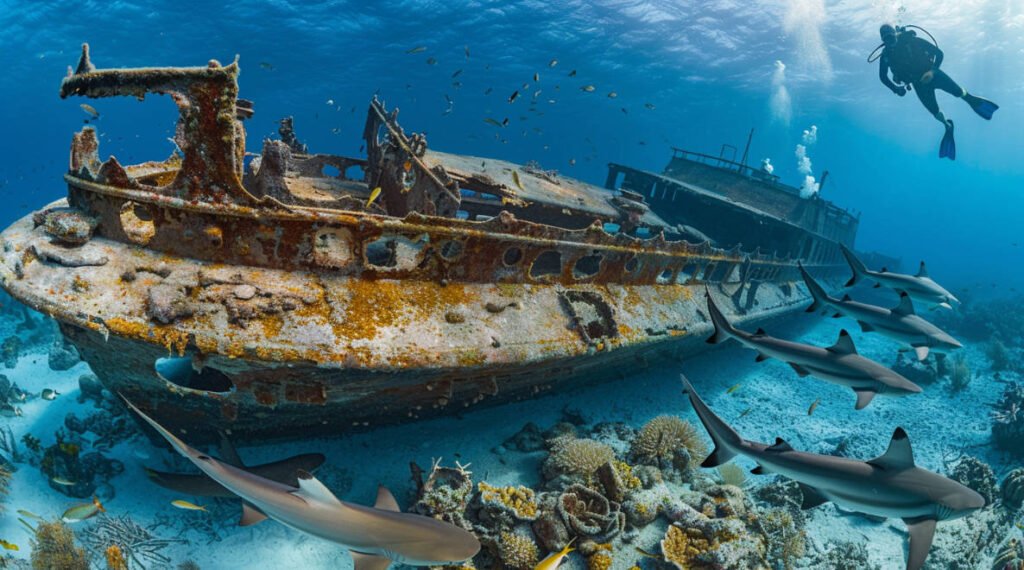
893 86 907 97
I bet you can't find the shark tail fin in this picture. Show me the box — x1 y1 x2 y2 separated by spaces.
704 289 735 345
840 244 868 287
798 263 831 313
680 374 741 468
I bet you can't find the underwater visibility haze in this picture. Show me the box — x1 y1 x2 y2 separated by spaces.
1 1 1023 569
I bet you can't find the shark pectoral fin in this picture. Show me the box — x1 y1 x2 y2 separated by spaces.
239 503 268 527
218 431 245 468
868 427 915 470
293 470 343 505
755 352 769 363
788 363 811 377
858 321 875 333
797 483 829 510
374 485 401 512
351 551 392 570
913 346 929 361
903 517 937 570
853 389 876 410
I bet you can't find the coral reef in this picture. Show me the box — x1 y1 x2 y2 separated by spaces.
949 456 998 506
411 459 475 529
477 482 538 529
543 437 614 480
48 327 81 371
497 532 539 569
812 541 879 570
77 373 106 406
718 463 747 488
176 562 201 570
30 520 89 570
1 336 22 369
81 514 185 568
992 383 1024 455
987 338 1013 372
758 509 805 570
64 410 138 450
0 464 9 513
105 544 128 570
630 415 707 468
949 353 973 391
556 484 625 542
891 352 940 385
1001 468 1024 509
993 538 1024 570
500 422 546 453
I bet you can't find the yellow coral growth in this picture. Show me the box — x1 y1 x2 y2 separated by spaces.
105 544 128 570
498 532 539 569
613 460 642 490
587 551 613 570
30 520 89 570
478 482 538 519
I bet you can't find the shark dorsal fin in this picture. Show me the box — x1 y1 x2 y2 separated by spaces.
293 470 343 505
841 294 852 302
754 327 767 336
892 293 916 316
916 261 929 278
868 427 915 470
218 431 244 468
374 485 401 512
766 438 793 452
828 330 857 355
880 267 888 273
239 503 268 527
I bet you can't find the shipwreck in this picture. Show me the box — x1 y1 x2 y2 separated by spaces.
0 45 862 442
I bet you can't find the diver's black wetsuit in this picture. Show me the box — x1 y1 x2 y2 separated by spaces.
878 35 962 118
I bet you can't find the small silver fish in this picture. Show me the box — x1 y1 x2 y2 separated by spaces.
406 46 427 54
607 92 617 98
533 72 539 82
41 389 59 401
451 69 462 78
426 57 437 65
580 85 595 92
80 103 99 119
808 398 822 416
51 476 76 486
644 102 656 110
548 59 558 68
508 90 519 103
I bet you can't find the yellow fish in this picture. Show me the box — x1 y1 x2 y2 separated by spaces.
62 497 105 523
511 170 524 191
726 383 741 395
80 103 99 118
366 187 382 208
0 540 17 551
534 538 575 570
807 398 821 416
171 500 207 512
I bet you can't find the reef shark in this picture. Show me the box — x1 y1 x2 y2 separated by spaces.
145 432 326 498
680 373 985 570
840 244 960 310
123 399 480 570
800 264 962 361
705 290 922 409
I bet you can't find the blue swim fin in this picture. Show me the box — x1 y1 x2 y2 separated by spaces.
964 93 998 120
939 121 955 160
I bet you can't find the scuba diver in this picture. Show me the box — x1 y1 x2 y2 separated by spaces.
874 24 998 160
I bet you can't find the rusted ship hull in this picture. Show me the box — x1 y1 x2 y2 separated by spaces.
0 201 839 442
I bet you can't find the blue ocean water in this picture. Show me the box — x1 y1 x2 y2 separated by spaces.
0 1 1022 569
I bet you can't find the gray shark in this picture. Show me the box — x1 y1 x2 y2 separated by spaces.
123 399 480 570
800 264 962 361
679 373 984 570
840 244 960 310
145 432 326 498
705 290 922 409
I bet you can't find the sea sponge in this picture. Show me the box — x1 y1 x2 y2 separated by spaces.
497 532 539 569
949 354 972 391
105 544 127 570
30 520 89 570
718 463 747 488
544 436 615 479
630 415 707 468
478 482 539 521
587 551 612 570
987 338 1012 371
1001 467 1024 508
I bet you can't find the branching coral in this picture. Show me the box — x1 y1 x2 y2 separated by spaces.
30 520 89 570
759 509 805 570
949 354 972 391
497 532 539 569
544 437 614 479
630 415 707 468
81 514 185 568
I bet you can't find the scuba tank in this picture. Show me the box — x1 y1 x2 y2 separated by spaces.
867 24 939 85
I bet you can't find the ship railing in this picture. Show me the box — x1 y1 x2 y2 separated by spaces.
669 148 781 184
